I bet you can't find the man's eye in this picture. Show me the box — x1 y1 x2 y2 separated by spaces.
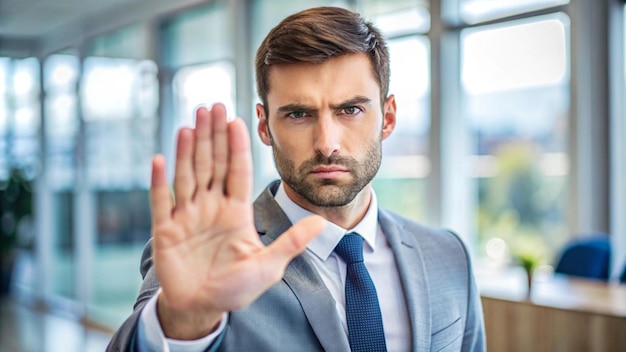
342 106 362 116
288 111 308 119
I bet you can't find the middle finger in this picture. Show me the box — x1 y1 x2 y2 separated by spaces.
194 106 213 191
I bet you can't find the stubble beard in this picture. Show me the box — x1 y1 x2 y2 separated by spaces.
271 139 382 208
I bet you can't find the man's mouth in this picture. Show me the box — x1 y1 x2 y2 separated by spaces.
310 165 349 179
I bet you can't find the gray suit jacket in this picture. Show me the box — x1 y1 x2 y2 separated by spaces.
107 181 485 352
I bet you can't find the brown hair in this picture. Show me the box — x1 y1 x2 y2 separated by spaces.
255 6 390 114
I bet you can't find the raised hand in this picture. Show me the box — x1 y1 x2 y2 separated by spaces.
149 104 325 340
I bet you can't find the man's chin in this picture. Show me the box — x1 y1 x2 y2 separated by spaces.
304 186 357 207
317 178 344 186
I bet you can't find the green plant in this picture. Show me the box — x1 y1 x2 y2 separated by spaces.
0 168 33 256
0 168 33 294
508 235 548 296
515 251 541 274
510 235 547 272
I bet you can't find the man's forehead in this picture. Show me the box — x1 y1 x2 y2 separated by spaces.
267 53 372 75
264 54 380 107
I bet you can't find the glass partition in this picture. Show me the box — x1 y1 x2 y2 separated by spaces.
81 24 158 327
44 52 80 301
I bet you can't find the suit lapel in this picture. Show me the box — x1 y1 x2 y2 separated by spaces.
281 257 350 352
254 182 350 352
379 209 432 352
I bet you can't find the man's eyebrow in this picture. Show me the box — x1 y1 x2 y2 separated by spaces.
329 96 372 109
276 103 315 114
275 96 372 114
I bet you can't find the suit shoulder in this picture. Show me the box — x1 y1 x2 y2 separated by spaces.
379 208 469 256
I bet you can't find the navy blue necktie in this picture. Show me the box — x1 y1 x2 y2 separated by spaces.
334 233 387 352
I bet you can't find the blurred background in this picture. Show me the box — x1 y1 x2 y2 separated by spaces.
0 0 625 351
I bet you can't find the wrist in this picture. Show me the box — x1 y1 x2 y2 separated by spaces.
156 293 225 340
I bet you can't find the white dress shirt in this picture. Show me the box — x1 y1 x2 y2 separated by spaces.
137 183 411 352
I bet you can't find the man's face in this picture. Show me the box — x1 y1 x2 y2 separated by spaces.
257 53 396 208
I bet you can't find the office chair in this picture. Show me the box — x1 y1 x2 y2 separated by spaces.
554 234 611 281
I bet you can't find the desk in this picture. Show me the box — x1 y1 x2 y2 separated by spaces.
480 270 626 352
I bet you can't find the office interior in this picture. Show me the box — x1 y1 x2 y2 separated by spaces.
0 0 625 351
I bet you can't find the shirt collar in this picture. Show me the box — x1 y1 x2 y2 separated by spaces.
274 182 379 261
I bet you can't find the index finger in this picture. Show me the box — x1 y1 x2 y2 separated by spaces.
150 154 174 225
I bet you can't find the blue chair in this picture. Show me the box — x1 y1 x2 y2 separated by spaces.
620 263 626 284
554 235 611 280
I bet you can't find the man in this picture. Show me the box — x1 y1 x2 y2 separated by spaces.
108 6 485 352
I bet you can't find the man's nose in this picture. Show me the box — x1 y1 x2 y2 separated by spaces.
313 115 341 158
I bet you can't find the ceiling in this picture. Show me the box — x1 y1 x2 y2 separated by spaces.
0 0 151 37
0 0 206 56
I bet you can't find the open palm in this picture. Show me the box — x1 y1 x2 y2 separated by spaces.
149 104 325 339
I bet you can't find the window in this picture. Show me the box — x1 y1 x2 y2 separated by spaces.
360 0 429 35
44 53 79 189
461 15 570 263
81 57 158 189
8 58 40 178
611 4 626 280
172 62 236 129
458 0 569 24
0 58 9 179
162 1 233 68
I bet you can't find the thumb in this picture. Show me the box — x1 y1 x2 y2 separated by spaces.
261 215 326 269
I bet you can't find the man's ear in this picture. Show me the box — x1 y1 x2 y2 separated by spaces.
381 95 397 140
256 103 272 146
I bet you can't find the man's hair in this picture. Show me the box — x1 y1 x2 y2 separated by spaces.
255 6 390 114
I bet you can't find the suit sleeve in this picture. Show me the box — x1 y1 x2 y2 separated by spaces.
106 240 160 351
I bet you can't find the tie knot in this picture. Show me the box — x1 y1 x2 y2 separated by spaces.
334 233 364 264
